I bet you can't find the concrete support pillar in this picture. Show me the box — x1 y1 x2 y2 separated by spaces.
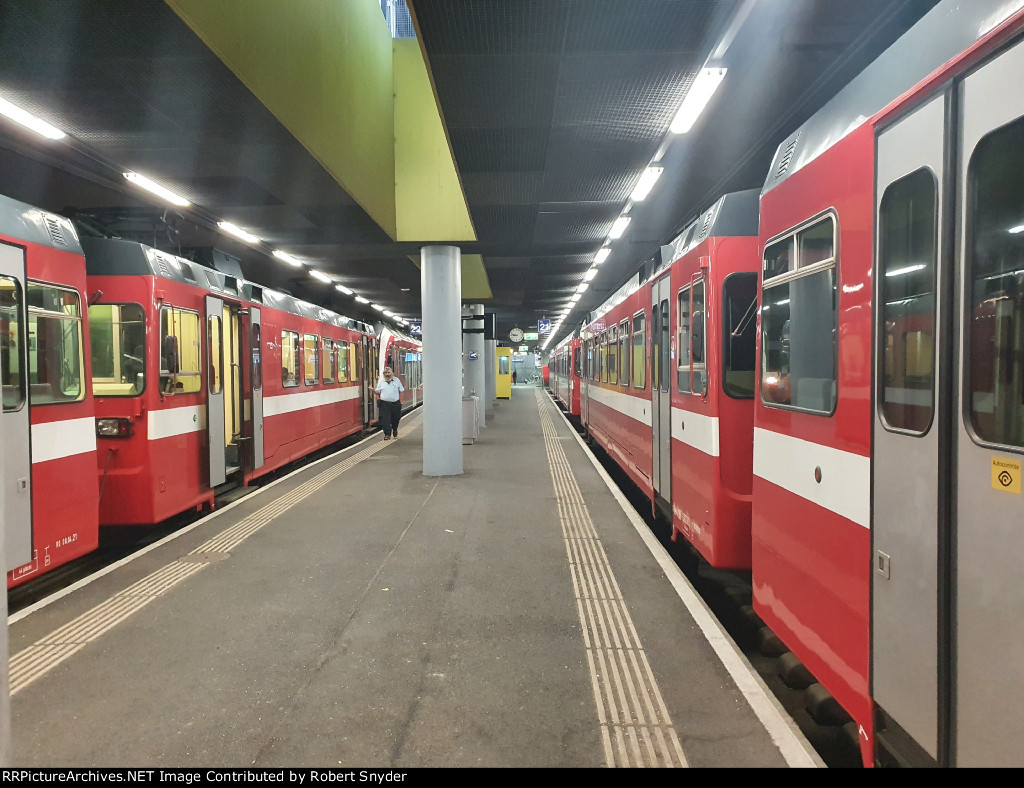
421 245 463 476
464 303 486 429
485 338 496 412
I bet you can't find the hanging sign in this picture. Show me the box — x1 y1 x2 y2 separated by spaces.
538 319 552 334
524 332 539 340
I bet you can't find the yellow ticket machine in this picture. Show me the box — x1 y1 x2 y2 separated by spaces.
496 347 512 399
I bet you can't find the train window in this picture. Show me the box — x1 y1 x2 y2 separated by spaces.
761 214 838 414
160 307 201 394
677 282 706 395
599 333 608 383
25 283 85 405
723 273 757 399
1 275 25 411
632 311 645 389
208 315 222 395
879 168 937 433
89 303 145 397
303 334 318 385
281 330 299 387
966 117 1024 450
619 320 629 386
573 345 581 378
251 323 262 390
338 340 350 382
322 338 335 383
350 342 359 382
608 326 618 384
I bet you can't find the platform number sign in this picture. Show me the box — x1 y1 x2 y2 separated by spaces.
538 319 552 334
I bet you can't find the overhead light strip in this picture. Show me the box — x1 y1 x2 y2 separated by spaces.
124 171 190 207
0 97 66 140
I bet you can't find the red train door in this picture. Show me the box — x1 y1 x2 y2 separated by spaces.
0 244 32 568
206 294 226 487
651 274 672 518
872 90 947 766
873 36 1024 767
249 306 264 471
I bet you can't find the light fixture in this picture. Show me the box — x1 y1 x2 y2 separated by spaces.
576 282 589 293
594 247 611 265
383 310 394 317
885 264 926 278
371 303 386 312
217 221 259 244
1009 224 1024 234
0 97 66 140
355 296 370 304
670 67 728 134
273 250 303 267
630 165 664 202
335 284 354 295
123 172 190 207
609 216 631 239
584 268 597 282
310 269 332 283
570 294 581 303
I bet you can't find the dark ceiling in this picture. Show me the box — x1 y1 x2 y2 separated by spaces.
0 0 940 351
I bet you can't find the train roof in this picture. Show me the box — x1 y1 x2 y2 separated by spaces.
654 188 760 278
80 236 375 334
762 0 1024 195
583 188 760 330
0 192 82 256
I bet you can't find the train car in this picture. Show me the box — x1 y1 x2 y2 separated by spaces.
581 190 760 569
2 194 99 589
83 236 378 526
377 325 422 414
580 271 651 499
657 190 759 568
752 0 1024 766
549 331 581 419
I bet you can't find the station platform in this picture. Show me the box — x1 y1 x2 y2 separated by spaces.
7 386 823 769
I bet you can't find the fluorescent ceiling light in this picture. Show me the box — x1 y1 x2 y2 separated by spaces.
630 165 664 201
335 284 354 295
383 310 394 317
0 97 66 140
123 171 190 207
355 296 370 304
594 247 611 265
371 303 386 312
273 250 303 267
576 282 589 293
1009 224 1024 234
885 264 926 278
217 221 259 244
570 294 581 303
670 67 728 134
609 216 631 239
310 269 332 283
583 268 597 282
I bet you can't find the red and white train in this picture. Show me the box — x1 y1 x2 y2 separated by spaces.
576 0 1024 767
3 198 420 590
549 332 581 420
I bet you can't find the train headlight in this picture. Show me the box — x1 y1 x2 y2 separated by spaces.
96 417 134 438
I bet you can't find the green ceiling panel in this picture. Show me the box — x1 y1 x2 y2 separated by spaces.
393 38 476 243
166 0 398 238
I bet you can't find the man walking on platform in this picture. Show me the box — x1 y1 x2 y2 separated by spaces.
375 366 405 440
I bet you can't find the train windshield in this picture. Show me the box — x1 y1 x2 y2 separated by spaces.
967 116 1024 450
89 303 145 397
27 283 84 405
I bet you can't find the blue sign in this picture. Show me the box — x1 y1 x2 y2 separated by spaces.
468 352 479 361
538 319 552 334
409 321 422 335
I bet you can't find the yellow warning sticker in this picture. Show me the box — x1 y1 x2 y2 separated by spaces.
991 457 1022 494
